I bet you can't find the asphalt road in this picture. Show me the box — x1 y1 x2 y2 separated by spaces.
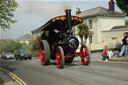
0 58 128 85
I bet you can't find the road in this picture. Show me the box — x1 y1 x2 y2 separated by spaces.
0 57 128 85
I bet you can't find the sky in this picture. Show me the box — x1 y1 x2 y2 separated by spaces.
0 0 122 40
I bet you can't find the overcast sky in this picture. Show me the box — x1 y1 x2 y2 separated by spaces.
0 0 121 39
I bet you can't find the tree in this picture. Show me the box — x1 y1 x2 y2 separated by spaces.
115 0 128 16
0 0 18 29
125 20 128 25
77 23 89 45
10 41 23 51
0 40 22 53
30 35 41 51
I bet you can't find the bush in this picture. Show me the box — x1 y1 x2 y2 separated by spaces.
0 40 23 53
125 20 128 25
30 35 41 51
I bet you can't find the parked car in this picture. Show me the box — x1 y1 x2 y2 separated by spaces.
15 49 32 61
2 52 15 59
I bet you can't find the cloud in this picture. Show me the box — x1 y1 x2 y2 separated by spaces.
20 1 72 19
15 0 110 19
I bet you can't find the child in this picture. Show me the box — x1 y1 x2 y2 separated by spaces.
108 49 114 59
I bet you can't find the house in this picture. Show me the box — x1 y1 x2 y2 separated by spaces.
31 26 42 40
76 0 127 51
17 34 32 45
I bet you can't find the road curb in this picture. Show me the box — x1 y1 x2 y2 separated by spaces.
0 67 27 85
97 59 128 64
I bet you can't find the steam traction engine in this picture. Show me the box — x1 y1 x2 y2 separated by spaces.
39 9 90 68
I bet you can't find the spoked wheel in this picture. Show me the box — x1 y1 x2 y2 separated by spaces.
40 40 50 65
80 45 90 65
56 46 64 68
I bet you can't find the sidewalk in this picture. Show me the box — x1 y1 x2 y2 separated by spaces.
0 68 18 85
109 56 128 62
91 51 128 62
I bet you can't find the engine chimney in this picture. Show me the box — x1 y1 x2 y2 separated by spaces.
109 0 115 12
76 7 81 15
65 9 72 31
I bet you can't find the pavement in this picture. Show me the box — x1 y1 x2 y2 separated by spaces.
0 51 128 85
109 56 128 62
93 51 128 62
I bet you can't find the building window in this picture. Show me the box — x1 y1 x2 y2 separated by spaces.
88 19 92 29
111 37 117 40
89 31 93 43
89 36 92 43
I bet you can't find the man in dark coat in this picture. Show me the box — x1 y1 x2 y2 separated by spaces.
119 32 127 56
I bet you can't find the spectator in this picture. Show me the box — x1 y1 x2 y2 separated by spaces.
108 49 114 59
119 32 127 57
102 45 109 61
125 32 128 56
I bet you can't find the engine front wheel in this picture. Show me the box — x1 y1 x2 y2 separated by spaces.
56 46 64 68
80 45 90 65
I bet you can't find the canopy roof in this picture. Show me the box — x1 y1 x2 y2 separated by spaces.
32 15 83 33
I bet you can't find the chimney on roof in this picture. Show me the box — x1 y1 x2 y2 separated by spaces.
76 7 81 15
109 0 115 12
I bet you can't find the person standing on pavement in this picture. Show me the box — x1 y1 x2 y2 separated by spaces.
124 32 128 56
119 32 127 57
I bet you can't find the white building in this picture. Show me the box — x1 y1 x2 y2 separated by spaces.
77 0 126 51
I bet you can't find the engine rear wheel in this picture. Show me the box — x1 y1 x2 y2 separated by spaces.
56 46 64 68
80 45 90 65
40 40 50 65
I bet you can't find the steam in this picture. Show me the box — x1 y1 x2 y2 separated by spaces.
22 1 72 18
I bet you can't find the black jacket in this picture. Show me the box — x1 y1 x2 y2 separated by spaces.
122 36 127 45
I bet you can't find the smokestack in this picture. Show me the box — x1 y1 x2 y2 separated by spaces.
109 0 115 12
76 7 81 15
65 9 72 30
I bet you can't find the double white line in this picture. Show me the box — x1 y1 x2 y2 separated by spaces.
0 67 27 85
